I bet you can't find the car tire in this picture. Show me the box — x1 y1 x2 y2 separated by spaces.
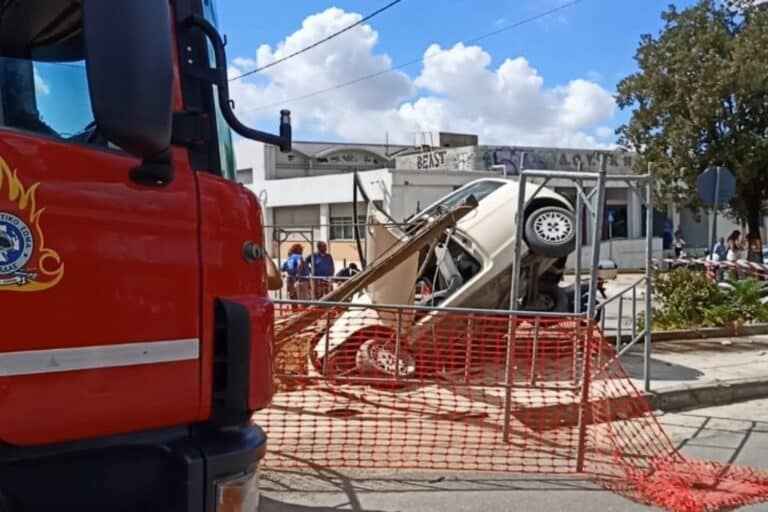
524 206 576 258
523 281 569 313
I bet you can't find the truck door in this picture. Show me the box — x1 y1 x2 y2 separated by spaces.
0 52 200 445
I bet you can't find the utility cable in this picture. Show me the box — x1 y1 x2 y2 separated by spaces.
229 0 402 81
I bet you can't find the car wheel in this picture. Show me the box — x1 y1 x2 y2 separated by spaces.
524 206 576 258
314 326 393 378
523 281 569 313
356 339 416 378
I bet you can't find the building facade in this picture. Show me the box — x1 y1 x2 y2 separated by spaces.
240 133 745 269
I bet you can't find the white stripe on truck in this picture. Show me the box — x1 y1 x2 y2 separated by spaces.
0 338 199 377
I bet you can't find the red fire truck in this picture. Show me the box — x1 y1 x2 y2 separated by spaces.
0 1 287 510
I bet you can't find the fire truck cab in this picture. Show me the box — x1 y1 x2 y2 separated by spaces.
0 1 286 510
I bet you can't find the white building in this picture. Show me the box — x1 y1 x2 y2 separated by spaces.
240 132 743 269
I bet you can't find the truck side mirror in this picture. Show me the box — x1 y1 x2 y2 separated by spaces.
82 0 174 163
182 15 292 153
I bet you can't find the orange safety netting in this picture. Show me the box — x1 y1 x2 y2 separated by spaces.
254 304 768 512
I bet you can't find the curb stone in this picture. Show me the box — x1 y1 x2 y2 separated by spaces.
608 324 768 345
644 377 768 413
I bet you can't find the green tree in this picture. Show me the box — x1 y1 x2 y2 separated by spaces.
617 0 768 261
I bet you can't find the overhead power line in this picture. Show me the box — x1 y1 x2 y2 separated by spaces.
229 0 402 81
239 0 586 113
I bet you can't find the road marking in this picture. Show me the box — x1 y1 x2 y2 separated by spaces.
0 338 199 376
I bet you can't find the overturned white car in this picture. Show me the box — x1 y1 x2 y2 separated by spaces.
370 177 578 312
310 178 586 378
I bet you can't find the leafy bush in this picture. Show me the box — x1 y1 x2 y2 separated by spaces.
637 268 768 331
725 279 768 323
652 268 724 328
702 304 742 328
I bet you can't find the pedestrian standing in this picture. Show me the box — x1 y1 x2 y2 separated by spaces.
305 241 335 299
712 237 727 262
726 230 745 280
281 244 309 303
726 230 744 261
673 228 686 259
711 237 727 281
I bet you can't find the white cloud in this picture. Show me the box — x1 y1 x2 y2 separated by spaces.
33 68 50 95
586 70 603 82
595 126 615 139
230 7 617 152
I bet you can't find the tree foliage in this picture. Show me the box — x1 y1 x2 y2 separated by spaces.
617 0 768 258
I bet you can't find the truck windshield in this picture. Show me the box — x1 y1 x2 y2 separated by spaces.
0 55 96 144
203 0 237 181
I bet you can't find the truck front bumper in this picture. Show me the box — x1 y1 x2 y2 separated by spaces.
0 423 267 512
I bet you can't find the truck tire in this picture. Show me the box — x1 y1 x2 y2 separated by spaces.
524 206 576 258
523 281 569 313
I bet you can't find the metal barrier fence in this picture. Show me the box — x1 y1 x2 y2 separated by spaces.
257 300 768 512
654 257 768 279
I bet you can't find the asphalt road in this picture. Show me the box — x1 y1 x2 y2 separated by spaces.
260 399 768 512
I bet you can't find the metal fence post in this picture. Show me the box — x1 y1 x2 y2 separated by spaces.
502 173 529 443
465 315 473 385
529 316 541 386
309 229 316 300
394 309 403 382
574 162 583 315
644 166 654 392
322 308 332 377
575 155 607 473
616 298 623 351
632 285 637 340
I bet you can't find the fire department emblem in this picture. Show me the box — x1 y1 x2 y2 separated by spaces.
0 156 63 291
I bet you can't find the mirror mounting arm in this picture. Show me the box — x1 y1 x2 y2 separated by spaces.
182 15 292 153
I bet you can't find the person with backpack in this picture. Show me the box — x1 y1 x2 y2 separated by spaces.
281 244 309 301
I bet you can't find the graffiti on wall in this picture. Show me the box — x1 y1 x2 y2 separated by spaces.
396 147 477 172
481 146 635 174
394 144 637 174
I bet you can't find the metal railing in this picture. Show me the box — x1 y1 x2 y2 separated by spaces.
268 156 655 398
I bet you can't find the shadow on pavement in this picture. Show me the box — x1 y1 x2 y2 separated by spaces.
260 496 388 512
261 464 602 512
621 353 704 381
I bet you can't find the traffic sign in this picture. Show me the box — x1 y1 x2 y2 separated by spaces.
697 166 736 263
696 166 736 208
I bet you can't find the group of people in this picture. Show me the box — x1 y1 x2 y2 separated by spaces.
672 227 747 263
711 230 747 262
280 242 360 300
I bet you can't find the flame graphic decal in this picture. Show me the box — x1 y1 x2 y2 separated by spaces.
0 156 63 291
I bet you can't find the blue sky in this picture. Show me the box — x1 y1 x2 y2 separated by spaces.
216 0 699 152
219 0 694 90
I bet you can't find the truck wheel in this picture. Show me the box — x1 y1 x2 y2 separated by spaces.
524 206 576 258
523 281 569 312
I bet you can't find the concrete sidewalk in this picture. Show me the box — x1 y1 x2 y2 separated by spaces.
624 335 768 411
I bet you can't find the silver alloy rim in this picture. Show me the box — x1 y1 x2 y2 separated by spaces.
533 210 573 243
